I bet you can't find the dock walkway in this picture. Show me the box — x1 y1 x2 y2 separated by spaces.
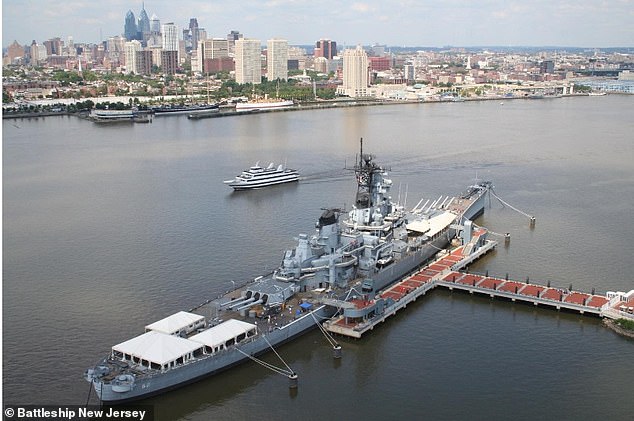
324 238 634 338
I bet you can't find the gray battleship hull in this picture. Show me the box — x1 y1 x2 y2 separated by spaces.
96 305 332 403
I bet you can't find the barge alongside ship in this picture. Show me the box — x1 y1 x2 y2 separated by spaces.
85 139 491 403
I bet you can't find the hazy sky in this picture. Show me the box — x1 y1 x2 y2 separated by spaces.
3 0 634 48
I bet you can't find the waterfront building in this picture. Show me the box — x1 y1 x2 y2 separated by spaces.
267 38 288 81
337 45 370 98
235 38 262 85
314 39 337 60
124 40 142 74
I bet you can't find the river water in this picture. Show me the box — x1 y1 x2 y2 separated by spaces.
3 95 634 420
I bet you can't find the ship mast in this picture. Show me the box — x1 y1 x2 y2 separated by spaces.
354 137 375 209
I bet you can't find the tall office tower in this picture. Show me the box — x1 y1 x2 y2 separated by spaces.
314 39 337 60
337 45 369 97
150 14 161 34
266 38 288 81
138 4 151 34
124 10 138 40
124 40 142 73
197 29 207 42
189 18 199 49
162 22 179 51
234 38 261 85
226 30 243 54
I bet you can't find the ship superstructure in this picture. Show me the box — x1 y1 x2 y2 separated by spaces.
85 139 490 403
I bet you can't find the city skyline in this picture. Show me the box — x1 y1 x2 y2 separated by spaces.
3 0 634 49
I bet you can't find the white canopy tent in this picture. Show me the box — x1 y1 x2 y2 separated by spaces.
190 319 257 353
406 211 456 238
112 331 203 370
145 311 205 336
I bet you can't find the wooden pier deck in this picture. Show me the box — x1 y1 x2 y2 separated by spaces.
324 237 634 338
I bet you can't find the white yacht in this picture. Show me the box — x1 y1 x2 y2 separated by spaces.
224 162 299 190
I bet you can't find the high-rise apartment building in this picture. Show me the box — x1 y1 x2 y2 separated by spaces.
337 45 370 98
124 40 142 74
267 38 288 81
194 38 229 73
314 39 337 60
161 50 178 74
235 38 261 85
136 50 153 75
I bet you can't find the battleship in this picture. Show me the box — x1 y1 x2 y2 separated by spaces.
85 139 491 403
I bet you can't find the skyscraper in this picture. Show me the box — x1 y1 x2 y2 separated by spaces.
234 38 261 85
138 4 150 34
162 23 179 51
150 14 160 33
337 45 370 98
124 10 138 40
314 39 337 60
267 39 288 82
189 18 199 50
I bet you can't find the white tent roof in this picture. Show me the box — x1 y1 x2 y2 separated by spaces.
112 331 202 366
190 319 257 349
145 311 205 335
407 211 456 237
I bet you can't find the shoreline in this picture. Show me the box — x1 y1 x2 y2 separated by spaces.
603 318 634 339
3 92 627 120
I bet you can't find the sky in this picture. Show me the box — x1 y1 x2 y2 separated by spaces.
2 0 634 48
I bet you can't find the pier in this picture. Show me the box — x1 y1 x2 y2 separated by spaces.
324 231 634 338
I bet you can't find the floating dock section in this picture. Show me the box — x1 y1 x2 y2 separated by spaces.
324 231 634 338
